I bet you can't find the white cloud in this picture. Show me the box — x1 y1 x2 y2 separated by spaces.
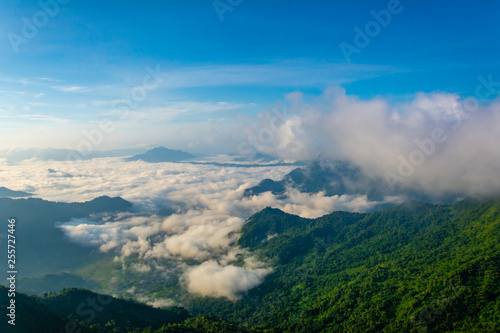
105 101 255 123
52 85 92 93
35 77 60 83
16 114 69 122
136 296 175 308
130 263 152 273
184 260 272 301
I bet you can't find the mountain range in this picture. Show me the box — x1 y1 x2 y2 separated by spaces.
0 148 146 162
2 197 499 332
125 147 196 163
184 198 500 332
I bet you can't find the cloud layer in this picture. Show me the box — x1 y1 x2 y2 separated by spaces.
1 157 390 300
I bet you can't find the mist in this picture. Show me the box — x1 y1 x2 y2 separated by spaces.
244 88 500 198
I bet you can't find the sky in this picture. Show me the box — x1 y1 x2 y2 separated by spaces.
0 0 498 152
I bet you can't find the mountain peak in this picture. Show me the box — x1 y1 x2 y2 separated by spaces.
0 186 32 198
125 146 195 163
85 196 133 212
257 206 287 216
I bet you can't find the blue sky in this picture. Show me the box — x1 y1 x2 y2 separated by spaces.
0 0 498 151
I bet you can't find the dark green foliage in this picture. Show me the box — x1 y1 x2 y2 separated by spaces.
0 285 93 333
238 207 309 248
41 288 189 330
0 287 192 333
2 198 499 332
188 198 500 332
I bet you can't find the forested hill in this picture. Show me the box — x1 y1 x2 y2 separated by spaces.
0 286 205 333
188 198 500 332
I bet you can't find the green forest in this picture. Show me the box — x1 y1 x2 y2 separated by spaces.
2 198 499 332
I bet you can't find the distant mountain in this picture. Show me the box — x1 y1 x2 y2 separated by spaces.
244 159 458 205
0 147 146 162
244 159 385 198
125 147 196 163
0 186 32 198
83 195 133 212
47 168 73 178
0 196 132 276
231 152 280 162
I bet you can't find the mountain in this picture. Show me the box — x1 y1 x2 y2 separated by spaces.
243 159 459 206
82 195 133 212
0 196 132 277
231 152 281 162
0 186 32 198
0 286 72 333
41 288 190 329
244 159 387 199
185 198 500 332
0 286 245 333
125 146 196 163
2 198 499 332
0 148 146 162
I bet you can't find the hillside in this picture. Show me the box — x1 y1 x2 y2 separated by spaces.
0 286 211 333
41 288 190 329
0 196 132 277
185 198 500 332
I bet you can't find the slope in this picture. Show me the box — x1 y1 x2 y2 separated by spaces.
186 199 500 332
